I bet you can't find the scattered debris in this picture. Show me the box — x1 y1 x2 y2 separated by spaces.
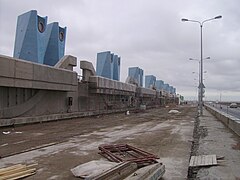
189 154 218 167
0 163 37 179
168 110 180 114
0 143 8 147
15 132 22 134
139 105 146 111
98 144 159 166
125 162 165 180
2 131 10 135
71 160 118 179
72 145 164 179
216 156 225 160
94 161 137 180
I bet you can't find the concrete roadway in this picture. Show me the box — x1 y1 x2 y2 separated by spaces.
0 106 196 180
207 103 240 119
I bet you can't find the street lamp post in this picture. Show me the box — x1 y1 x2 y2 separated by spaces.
182 16 222 116
190 57 210 110
190 57 210 85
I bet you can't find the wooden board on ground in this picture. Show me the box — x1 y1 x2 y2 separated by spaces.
189 154 217 167
0 164 37 180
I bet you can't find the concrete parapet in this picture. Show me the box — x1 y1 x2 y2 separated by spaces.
137 87 156 97
89 76 136 93
0 107 132 127
205 104 240 137
0 55 77 91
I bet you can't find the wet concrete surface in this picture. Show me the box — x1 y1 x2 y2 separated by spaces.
0 105 195 179
195 108 240 179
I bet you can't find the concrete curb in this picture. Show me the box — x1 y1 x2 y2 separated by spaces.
0 109 131 127
205 104 240 137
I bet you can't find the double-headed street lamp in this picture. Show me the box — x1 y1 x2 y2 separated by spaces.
182 15 222 116
190 56 210 96
190 57 210 84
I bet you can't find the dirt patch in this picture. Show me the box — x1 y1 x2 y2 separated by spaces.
0 105 196 179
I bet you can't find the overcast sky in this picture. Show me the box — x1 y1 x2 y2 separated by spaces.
0 0 240 101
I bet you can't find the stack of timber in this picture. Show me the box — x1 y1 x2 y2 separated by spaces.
0 164 37 180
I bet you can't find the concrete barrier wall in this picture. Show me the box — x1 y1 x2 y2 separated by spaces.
0 88 77 119
89 76 136 93
205 104 240 137
0 108 133 127
0 56 178 127
137 87 156 96
0 55 78 91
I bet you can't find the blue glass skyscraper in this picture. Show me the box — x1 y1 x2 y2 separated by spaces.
96 51 120 81
163 83 170 93
112 54 120 81
173 88 176 94
128 67 144 87
145 75 156 89
13 10 47 64
13 10 66 66
44 22 66 66
96 51 112 79
156 80 164 91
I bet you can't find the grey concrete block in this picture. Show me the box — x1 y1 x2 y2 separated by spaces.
0 77 15 87
0 55 15 78
14 79 33 88
33 61 77 87
0 87 9 109
137 87 156 96
15 60 33 80
0 55 78 91
55 55 77 71
89 76 136 93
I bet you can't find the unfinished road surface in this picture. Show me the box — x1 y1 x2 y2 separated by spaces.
0 105 196 179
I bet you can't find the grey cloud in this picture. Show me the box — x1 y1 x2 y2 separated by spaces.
0 0 239 100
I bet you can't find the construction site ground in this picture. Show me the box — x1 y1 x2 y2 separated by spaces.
0 105 239 179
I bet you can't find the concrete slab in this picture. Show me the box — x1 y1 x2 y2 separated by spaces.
0 55 15 78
